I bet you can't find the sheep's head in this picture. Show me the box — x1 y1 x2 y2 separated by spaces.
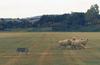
81 38 88 46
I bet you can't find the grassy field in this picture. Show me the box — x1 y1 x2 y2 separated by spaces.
0 32 100 65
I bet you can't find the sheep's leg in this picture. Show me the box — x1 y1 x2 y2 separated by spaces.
59 44 65 49
78 45 81 49
75 45 78 50
70 45 73 49
71 45 75 49
80 44 86 49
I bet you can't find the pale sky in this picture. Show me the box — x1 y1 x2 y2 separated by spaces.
0 0 99 18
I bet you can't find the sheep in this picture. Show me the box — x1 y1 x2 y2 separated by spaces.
58 39 72 48
71 38 88 49
58 37 88 49
80 38 88 46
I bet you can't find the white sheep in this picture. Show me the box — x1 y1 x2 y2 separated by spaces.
58 37 88 49
71 37 88 49
80 38 88 46
58 39 71 48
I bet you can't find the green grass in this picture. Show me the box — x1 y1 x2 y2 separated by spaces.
0 32 100 65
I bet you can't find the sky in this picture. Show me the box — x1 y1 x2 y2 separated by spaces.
0 0 99 18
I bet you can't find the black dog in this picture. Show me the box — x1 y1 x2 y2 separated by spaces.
16 48 29 55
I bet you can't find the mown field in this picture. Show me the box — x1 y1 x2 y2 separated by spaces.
0 32 100 65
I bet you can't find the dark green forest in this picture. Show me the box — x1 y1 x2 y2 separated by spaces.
0 4 100 32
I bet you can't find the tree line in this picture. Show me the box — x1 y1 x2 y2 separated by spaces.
0 4 100 32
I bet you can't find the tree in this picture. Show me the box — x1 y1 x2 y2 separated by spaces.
85 4 99 25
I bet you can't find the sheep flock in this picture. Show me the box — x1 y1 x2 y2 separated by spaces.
58 37 88 49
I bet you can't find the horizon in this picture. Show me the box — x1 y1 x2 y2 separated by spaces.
0 0 99 18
